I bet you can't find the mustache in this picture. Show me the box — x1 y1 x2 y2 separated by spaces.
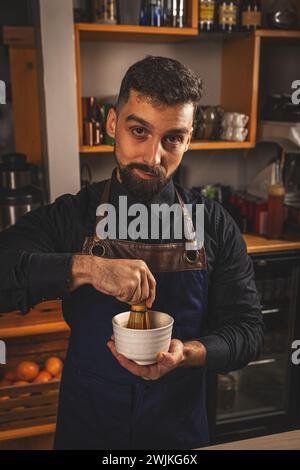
125 163 166 178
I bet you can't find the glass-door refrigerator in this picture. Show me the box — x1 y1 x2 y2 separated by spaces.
208 251 300 444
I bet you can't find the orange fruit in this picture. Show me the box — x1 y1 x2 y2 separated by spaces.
33 370 52 384
16 361 39 381
44 357 63 377
53 371 62 381
0 395 10 401
13 380 29 386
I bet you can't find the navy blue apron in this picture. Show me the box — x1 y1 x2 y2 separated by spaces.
54 180 209 450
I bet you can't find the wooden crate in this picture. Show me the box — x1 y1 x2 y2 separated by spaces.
0 331 69 431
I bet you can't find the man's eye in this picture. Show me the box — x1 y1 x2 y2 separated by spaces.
132 127 146 137
165 135 184 144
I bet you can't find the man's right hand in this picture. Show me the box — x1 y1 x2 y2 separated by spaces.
70 255 156 308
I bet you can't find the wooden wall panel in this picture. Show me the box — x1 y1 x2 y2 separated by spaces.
9 46 42 164
221 35 261 144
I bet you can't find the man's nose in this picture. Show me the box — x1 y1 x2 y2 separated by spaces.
143 140 162 167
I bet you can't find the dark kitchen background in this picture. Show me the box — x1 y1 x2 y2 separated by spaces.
0 0 300 450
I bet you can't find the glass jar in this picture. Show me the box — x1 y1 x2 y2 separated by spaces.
199 0 216 32
266 0 297 30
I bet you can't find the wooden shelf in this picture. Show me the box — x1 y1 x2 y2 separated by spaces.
0 301 69 339
244 233 300 254
0 423 55 442
75 23 198 42
80 144 114 153
256 29 300 40
189 140 254 150
75 0 198 42
76 25 300 43
80 140 255 154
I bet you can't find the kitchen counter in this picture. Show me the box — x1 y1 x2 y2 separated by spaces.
197 430 300 450
244 233 300 254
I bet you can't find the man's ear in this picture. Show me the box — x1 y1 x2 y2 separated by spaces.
106 107 117 139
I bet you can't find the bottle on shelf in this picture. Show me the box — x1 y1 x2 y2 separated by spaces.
199 0 217 32
176 0 185 28
73 0 90 23
140 0 149 25
149 0 162 27
164 0 186 28
218 0 239 33
267 156 285 240
241 0 262 32
171 0 178 27
91 0 117 25
118 0 143 25
141 0 171 27
162 0 173 26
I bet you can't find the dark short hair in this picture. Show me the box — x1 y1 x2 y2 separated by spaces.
116 55 202 115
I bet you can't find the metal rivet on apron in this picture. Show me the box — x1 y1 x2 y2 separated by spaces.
184 250 200 264
91 243 106 257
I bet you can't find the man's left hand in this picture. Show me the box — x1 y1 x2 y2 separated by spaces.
107 336 185 380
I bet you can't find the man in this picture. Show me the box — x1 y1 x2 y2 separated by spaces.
0 56 264 450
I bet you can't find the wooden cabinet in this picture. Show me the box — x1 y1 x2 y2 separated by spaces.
74 0 260 153
3 26 42 165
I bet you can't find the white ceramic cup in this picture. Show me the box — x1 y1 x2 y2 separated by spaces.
231 127 248 141
221 112 235 127
112 310 174 365
221 126 233 141
232 113 249 127
222 112 249 128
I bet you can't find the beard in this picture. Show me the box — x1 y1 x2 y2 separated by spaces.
114 151 175 203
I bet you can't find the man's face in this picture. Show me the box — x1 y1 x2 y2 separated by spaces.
106 89 194 201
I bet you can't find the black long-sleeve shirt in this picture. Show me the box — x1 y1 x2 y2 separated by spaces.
0 170 264 373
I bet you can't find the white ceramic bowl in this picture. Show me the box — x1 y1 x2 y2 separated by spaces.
112 310 174 365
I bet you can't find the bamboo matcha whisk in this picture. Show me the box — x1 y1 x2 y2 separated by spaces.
127 304 151 329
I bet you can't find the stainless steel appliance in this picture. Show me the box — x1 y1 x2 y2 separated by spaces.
0 153 33 189
0 153 43 230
